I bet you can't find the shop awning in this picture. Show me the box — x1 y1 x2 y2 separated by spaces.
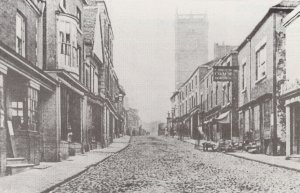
215 111 230 124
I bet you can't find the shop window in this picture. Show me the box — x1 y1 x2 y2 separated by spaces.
263 100 271 138
256 44 266 81
16 11 26 57
28 87 38 131
11 102 24 130
253 105 260 140
239 111 244 136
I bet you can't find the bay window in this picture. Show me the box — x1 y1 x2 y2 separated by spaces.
57 16 79 76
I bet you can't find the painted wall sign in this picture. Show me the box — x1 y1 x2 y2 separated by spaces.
213 66 238 82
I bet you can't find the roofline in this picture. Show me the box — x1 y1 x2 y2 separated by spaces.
97 1 113 36
84 1 113 36
178 59 217 90
237 6 294 51
283 4 300 27
170 91 179 100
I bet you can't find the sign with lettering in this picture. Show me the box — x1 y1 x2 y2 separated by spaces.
213 66 238 82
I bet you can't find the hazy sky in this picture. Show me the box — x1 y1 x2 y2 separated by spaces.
105 0 281 123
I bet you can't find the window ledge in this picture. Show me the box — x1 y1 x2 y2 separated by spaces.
255 75 267 85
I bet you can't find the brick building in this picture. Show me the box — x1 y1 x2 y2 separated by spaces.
175 61 211 138
0 0 57 175
237 1 299 155
175 13 208 89
199 53 239 143
0 0 127 176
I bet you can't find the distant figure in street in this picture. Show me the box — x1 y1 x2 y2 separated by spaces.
170 126 175 138
178 123 183 140
164 127 169 137
194 126 202 149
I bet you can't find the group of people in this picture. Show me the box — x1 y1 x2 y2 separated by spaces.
164 122 194 140
164 122 205 150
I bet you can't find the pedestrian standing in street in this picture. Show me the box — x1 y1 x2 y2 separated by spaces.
165 127 169 137
194 126 202 149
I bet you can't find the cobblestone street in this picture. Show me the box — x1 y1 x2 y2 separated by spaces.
50 136 300 193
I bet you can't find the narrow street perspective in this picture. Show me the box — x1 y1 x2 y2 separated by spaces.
51 136 300 193
3 0 300 192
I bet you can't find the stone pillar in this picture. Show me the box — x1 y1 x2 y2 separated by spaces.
286 105 291 158
0 63 7 176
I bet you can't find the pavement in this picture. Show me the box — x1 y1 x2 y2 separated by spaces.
0 135 131 193
182 137 300 173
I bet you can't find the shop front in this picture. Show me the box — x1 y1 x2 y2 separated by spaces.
238 94 273 154
215 111 231 140
282 89 300 158
6 71 42 164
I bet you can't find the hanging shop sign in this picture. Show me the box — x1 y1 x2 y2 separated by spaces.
213 66 239 82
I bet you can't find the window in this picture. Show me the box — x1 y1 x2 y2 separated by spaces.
185 101 187 113
77 7 82 29
239 111 244 135
195 92 198 105
185 86 187 96
195 76 197 86
91 66 94 92
28 88 38 131
16 12 26 57
215 85 218 105
256 44 266 80
211 90 213 108
211 75 213 84
207 94 209 110
200 94 203 111
206 78 208 88
242 63 246 90
59 29 71 64
11 102 24 130
58 20 78 69
227 83 230 103
77 45 81 68
223 85 226 106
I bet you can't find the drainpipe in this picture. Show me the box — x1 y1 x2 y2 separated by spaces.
272 14 278 155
